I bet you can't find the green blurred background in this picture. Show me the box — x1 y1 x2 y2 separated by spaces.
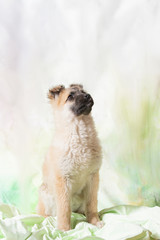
0 0 160 214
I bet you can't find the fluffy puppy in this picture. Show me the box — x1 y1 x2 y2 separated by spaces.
37 84 103 231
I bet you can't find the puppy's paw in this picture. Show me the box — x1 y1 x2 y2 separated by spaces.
87 213 104 228
95 220 104 228
57 223 71 232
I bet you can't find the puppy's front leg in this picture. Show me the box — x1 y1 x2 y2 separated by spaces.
55 175 71 231
86 172 103 228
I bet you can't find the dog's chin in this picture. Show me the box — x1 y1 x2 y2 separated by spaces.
71 104 93 116
83 106 92 115
77 107 92 116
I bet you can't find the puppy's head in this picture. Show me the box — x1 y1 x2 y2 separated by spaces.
48 84 94 116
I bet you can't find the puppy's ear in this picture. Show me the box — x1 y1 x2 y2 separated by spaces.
70 84 83 90
48 85 65 99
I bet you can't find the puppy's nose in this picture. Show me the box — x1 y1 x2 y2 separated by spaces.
85 94 91 100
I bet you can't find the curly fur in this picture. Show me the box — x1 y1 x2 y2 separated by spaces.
37 85 103 231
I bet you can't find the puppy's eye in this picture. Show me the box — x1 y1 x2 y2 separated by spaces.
67 94 74 101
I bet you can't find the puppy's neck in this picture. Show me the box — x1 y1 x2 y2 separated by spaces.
53 112 94 134
51 112 100 153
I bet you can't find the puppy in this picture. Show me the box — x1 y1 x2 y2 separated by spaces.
37 84 103 231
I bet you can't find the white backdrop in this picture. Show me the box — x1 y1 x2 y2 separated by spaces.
0 0 160 213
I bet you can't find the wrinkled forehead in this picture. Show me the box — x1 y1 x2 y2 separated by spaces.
68 86 85 94
70 84 83 91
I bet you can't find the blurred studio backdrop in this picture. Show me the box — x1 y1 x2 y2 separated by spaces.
0 0 160 214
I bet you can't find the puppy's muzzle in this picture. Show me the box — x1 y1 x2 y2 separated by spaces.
71 94 94 116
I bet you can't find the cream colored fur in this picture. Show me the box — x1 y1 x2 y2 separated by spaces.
37 86 103 231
